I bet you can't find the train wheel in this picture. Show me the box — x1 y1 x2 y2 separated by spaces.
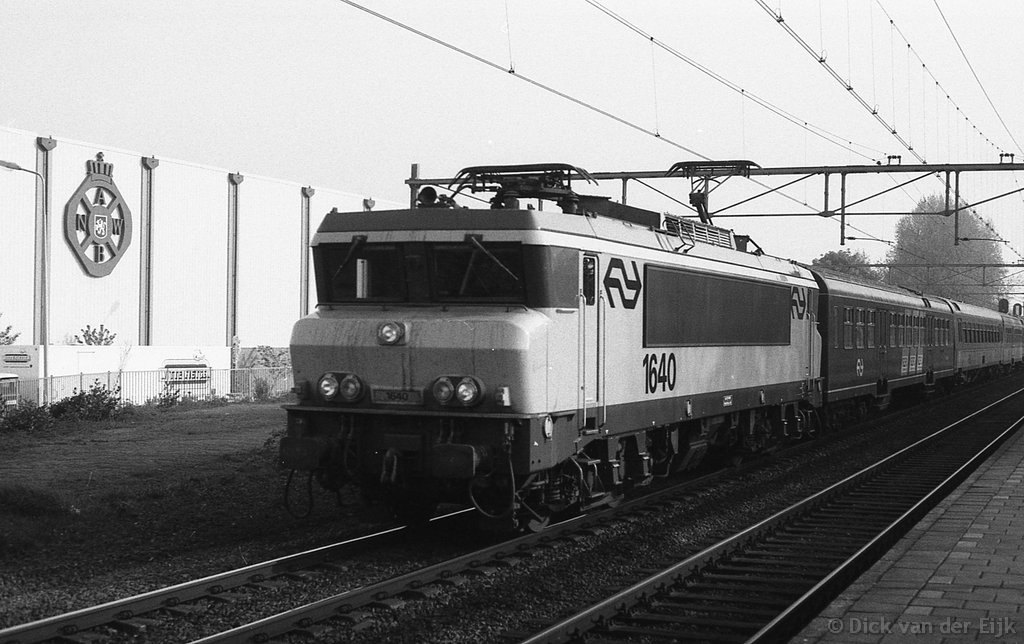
517 500 551 533
469 474 515 519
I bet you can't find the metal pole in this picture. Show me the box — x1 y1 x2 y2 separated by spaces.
409 163 420 208
300 186 315 318
954 171 961 246
226 173 244 346
823 172 830 215
840 173 847 245
139 156 159 345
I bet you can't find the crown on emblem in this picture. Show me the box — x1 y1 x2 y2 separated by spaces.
87 152 114 177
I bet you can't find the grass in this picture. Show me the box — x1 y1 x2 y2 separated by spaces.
0 402 291 563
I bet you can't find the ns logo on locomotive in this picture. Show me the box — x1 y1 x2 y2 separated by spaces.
279 163 1024 530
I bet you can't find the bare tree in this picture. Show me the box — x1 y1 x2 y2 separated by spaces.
885 195 1006 308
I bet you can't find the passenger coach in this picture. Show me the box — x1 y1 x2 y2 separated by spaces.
812 270 955 417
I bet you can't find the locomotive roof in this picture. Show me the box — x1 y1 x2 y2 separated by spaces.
313 206 816 288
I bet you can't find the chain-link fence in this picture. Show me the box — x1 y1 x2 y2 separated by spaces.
12 367 293 406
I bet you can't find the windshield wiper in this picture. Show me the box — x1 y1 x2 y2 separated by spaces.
466 235 520 282
332 235 367 281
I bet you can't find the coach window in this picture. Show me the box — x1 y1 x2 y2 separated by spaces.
855 309 865 349
832 306 840 349
843 307 853 349
867 310 876 348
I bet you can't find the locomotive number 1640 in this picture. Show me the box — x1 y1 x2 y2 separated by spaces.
642 352 677 394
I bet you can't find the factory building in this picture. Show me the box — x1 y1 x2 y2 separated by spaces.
0 126 396 399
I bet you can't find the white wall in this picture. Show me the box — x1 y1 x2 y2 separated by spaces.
0 125 403 363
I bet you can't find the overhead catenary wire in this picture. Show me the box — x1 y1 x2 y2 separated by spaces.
335 0 704 161
336 0 1007 271
334 0 824 218
584 0 885 163
758 0 1023 261
930 0 1024 253
931 0 1024 157
756 0 923 163
873 0 1007 158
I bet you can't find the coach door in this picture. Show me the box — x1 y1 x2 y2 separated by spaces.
580 254 603 431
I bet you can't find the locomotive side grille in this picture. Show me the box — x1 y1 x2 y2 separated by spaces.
662 214 736 250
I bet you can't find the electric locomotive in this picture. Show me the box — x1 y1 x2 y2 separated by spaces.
280 163 824 529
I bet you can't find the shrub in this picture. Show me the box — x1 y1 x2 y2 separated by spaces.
49 380 122 421
73 324 117 346
148 387 182 410
0 312 19 345
0 399 52 432
252 377 271 401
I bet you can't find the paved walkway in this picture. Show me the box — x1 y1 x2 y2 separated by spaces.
795 427 1024 643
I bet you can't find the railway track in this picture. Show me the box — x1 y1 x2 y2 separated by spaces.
156 458 779 643
5 383 1017 643
515 387 1024 644
0 511 471 644
0 434 810 644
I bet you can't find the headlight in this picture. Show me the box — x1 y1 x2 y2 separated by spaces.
318 373 339 400
377 321 405 345
432 377 454 404
339 374 364 402
456 377 481 405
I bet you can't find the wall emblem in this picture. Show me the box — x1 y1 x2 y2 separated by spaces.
64 152 133 277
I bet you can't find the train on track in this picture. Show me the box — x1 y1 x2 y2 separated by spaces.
279 162 1024 530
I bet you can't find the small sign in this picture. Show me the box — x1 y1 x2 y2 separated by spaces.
372 388 423 405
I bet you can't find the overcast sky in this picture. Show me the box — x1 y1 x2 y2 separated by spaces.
2 0 1022 263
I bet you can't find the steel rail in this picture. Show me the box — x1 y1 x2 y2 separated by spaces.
0 433 811 643
750 412 1024 641
518 386 1024 644
0 511 468 644
4 385 987 643
184 443 825 643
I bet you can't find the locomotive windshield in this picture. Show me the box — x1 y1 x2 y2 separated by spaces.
316 239 525 304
